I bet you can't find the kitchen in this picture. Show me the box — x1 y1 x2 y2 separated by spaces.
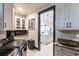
1 3 79 56
0 3 54 56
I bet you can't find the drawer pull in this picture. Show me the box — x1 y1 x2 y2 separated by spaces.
75 54 78 56
60 49 63 50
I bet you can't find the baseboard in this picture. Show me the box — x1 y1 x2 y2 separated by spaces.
46 41 53 45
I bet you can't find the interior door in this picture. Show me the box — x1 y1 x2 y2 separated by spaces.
45 10 53 44
40 13 45 44
40 10 54 44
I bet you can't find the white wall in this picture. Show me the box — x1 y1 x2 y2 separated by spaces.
26 4 55 48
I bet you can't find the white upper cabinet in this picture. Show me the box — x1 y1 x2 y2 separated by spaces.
0 3 12 31
4 3 13 30
56 3 79 30
0 3 4 31
69 4 79 29
56 3 68 29
15 16 26 30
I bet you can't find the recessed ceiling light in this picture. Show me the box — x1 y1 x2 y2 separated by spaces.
19 7 23 11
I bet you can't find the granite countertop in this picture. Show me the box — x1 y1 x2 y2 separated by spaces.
0 39 27 56
54 42 79 52
0 39 26 49
8 39 26 48
14 35 28 40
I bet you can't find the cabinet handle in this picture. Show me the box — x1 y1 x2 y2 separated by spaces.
4 23 7 28
69 22 71 28
66 22 68 28
66 22 71 28
75 53 78 56
60 49 63 50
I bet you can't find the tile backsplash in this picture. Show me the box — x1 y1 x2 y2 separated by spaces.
56 31 79 41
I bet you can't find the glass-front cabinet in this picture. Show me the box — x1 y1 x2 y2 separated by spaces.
16 18 20 29
22 19 25 29
15 16 26 30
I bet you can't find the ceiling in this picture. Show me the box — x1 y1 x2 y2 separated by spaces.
14 3 50 16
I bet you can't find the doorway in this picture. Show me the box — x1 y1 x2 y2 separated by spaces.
38 6 55 56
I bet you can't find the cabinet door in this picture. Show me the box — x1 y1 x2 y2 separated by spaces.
15 17 21 30
4 3 12 30
0 3 4 31
55 50 73 56
69 4 79 29
55 45 73 56
55 50 65 56
56 3 68 29
22 19 26 29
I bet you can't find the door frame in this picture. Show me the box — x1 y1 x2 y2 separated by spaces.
38 5 55 55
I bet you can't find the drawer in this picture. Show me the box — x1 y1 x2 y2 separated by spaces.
55 45 79 56
55 50 73 56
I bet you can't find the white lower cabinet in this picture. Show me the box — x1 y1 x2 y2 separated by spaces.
55 45 79 56
55 50 73 56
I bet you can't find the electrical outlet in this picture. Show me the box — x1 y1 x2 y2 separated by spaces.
76 34 79 38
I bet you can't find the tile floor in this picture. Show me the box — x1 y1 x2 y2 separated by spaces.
27 42 53 56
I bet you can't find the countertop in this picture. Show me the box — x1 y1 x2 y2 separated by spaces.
0 39 27 56
14 35 28 40
8 39 26 47
0 39 27 49
54 42 79 52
